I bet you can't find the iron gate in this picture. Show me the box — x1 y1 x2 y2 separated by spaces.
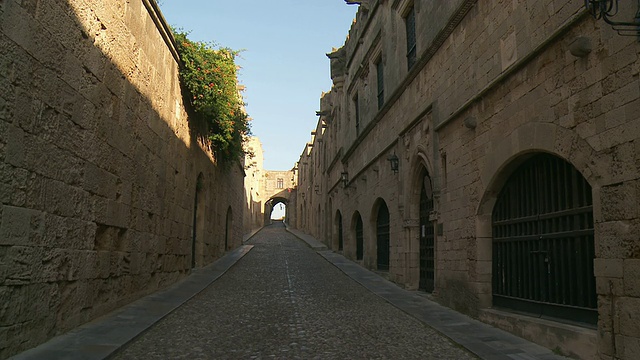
356 215 364 260
377 202 390 271
419 183 435 292
492 153 597 324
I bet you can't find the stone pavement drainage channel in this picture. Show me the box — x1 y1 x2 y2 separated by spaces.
286 228 567 360
11 245 254 360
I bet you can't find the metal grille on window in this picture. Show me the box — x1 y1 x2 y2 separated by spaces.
377 202 390 271
356 215 364 260
376 60 384 110
405 7 417 70
492 153 597 325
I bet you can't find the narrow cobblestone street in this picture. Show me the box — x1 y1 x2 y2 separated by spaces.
112 222 477 359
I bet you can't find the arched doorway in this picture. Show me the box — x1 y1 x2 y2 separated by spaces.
354 212 364 260
336 210 344 251
492 153 596 324
191 173 205 269
225 206 233 251
375 200 390 271
419 169 435 292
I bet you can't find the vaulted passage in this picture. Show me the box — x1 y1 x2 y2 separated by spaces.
492 153 596 325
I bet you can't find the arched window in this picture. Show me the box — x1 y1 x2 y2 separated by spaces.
492 153 596 324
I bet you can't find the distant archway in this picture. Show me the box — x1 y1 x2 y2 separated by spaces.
265 197 288 224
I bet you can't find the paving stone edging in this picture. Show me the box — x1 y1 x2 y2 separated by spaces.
11 245 254 360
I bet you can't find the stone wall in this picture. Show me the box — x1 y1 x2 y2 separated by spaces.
296 0 640 358
0 0 246 357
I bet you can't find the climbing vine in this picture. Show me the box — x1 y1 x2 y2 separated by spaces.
172 29 250 165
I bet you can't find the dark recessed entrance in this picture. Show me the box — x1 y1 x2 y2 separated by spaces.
419 174 435 292
492 153 597 325
376 202 390 271
356 214 364 260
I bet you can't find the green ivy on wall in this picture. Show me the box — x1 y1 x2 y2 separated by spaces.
173 29 250 165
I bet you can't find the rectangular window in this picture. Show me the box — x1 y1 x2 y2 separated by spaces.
354 94 360 134
405 6 417 70
277 178 284 189
376 59 384 110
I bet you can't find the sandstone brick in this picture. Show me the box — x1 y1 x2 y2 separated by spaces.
600 182 638 221
0 205 44 246
594 258 624 278
623 259 640 297
83 161 117 199
5 124 25 167
595 220 640 259
596 276 624 296
618 297 640 337
621 335 640 360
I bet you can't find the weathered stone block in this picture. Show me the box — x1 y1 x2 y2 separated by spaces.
618 297 640 337
595 220 640 259
594 258 624 278
0 205 44 246
5 125 25 167
596 276 624 296
622 335 640 360
623 259 640 297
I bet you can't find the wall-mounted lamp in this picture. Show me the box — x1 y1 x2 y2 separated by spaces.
341 172 349 188
585 0 640 36
388 153 399 174
301 192 305 199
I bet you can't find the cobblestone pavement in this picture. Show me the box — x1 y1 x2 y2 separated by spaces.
112 223 477 359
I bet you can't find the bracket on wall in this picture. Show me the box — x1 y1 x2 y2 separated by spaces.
585 0 640 36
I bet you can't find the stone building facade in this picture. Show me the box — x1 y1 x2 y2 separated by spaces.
295 1 640 359
0 0 248 357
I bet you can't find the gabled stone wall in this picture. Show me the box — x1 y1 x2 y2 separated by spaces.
0 0 246 357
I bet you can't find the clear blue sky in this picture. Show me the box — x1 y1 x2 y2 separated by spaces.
158 1 357 170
